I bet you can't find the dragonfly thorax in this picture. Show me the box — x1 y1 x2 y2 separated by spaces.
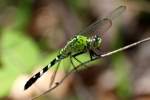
88 35 102 49
59 35 102 58
59 35 89 57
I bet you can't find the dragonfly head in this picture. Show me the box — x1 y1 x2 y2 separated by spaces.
90 35 102 49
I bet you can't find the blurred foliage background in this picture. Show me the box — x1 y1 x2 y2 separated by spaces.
0 0 150 100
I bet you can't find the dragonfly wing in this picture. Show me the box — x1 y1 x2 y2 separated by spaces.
107 5 126 20
79 18 112 36
78 5 126 36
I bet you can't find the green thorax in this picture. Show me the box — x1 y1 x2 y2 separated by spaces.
59 35 102 58
60 35 89 57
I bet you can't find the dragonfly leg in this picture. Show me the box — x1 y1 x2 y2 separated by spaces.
70 56 78 71
49 61 61 88
89 49 100 60
70 51 88 70
70 51 85 69
73 56 88 68
72 51 85 57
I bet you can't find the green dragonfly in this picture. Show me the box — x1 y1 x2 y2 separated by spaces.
24 5 126 90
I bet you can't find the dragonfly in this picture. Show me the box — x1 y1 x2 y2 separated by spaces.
24 5 126 90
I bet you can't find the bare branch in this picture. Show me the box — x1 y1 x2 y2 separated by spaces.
32 37 150 100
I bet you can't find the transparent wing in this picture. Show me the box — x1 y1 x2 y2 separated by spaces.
78 18 112 36
78 5 126 36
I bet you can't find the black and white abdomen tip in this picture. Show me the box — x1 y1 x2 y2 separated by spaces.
24 72 41 90
24 56 60 90
24 63 51 90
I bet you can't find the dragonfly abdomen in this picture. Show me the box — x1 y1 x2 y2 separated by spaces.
24 55 63 90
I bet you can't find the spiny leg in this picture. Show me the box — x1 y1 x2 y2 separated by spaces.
49 61 61 88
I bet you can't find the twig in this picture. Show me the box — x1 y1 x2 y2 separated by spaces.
32 36 150 100
101 37 150 57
